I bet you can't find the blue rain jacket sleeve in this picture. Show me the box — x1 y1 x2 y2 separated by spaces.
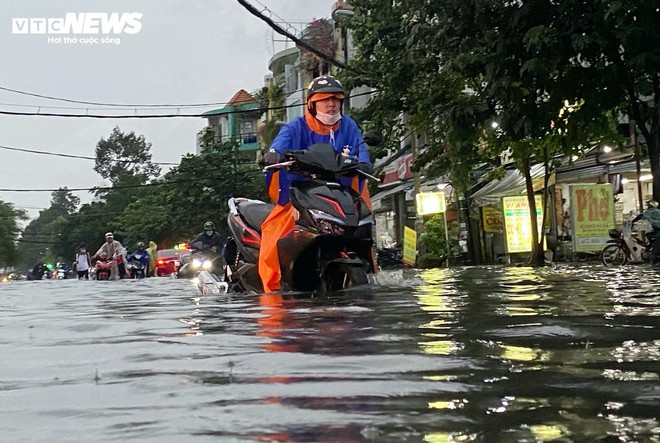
267 115 370 205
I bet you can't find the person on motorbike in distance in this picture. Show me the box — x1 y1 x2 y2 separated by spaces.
258 75 373 293
642 200 660 264
92 232 124 280
190 221 223 252
127 242 151 275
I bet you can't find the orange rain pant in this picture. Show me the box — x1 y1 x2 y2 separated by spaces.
258 203 295 293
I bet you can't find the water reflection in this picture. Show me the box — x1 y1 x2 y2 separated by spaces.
1 266 659 441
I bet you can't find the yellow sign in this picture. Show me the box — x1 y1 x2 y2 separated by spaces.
403 226 417 267
482 206 503 232
570 184 614 252
502 195 543 253
416 192 446 216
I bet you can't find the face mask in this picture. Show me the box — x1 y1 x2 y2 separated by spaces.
316 111 341 126
205 230 213 236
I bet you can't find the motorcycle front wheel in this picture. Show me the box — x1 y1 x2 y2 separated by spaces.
602 244 628 266
320 264 369 294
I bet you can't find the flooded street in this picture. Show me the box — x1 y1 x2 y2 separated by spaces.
1 265 659 442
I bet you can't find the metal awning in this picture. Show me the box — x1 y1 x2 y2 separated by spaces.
371 182 412 203
470 164 547 207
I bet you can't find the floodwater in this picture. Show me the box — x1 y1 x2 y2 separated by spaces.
1 265 659 442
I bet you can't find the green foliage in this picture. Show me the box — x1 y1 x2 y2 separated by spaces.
420 215 459 259
159 140 265 241
0 200 27 267
15 129 267 269
346 0 658 264
259 83 286 148
94 126 161 185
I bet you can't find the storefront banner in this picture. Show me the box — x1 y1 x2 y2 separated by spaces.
403 226 417 267
502 195 543 253
482 206 503 233
570 184 614 252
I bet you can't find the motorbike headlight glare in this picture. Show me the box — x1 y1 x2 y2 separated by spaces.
192 258 203 269
202 260 213 270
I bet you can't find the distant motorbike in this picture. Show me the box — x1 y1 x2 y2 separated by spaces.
601 218 655 266
223 143 376 294
55 264 69 279
127 256 147 279
178 247 223 279
94 256 115 280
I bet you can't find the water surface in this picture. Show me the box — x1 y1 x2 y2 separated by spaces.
1 265 659 442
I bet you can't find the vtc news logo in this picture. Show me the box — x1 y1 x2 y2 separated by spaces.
12 12 143 34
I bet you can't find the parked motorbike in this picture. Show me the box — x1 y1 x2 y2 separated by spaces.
223 143 376 294
601 218 655 266
376 247 403 269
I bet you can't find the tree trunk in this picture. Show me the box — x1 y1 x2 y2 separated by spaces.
522 156 545 266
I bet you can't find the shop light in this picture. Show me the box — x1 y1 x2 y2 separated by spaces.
639 174 653 182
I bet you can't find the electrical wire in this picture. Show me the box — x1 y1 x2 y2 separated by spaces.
0 85 307 110
0 167 264 193
0 90 376 118
236 0 357 73
0 144 179 165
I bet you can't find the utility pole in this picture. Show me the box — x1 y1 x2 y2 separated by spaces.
412 132 424 263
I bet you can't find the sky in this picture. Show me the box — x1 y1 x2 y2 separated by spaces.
0 0 332 221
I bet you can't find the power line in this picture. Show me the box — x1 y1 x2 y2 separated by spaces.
0 144 179 165
0 167 264 193
236 0 357 73
0 85 307 110
0 85 246 108
0 90 376 118
0 102 297 118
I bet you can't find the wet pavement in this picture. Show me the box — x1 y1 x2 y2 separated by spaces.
1 265 659 442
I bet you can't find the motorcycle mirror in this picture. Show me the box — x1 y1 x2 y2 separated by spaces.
363 130 383 147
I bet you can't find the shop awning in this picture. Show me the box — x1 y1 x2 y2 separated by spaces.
470 164 547 207
371 182 413 203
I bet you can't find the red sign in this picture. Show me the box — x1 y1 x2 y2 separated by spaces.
381 154 413 185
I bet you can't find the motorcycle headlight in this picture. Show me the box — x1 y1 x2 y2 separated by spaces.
308 209 346 235
202 260 213 270
192 258 203 269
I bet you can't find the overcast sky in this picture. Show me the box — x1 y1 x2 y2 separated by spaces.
1 0 331 221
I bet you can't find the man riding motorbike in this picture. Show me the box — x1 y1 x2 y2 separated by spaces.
180 221 223 277
190 221 223 252
258 75 372 293
126 242 151 278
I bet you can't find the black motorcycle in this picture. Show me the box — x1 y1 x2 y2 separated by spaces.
177 247 223 279
223 143 376 294
376 247 403 269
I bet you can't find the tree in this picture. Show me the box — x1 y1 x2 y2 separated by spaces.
94 126 161 185
0 200 27 268
50 187 80 215
158 140 265 242
346 0 648 264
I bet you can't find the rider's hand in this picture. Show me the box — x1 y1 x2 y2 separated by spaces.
260 151 282 166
